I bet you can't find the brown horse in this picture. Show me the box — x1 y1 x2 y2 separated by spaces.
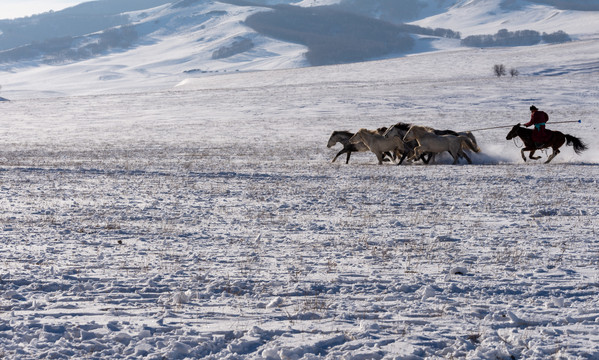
506 124 587 163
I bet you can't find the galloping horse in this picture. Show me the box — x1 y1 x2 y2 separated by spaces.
349 128 405 165
403 125 480 164
435 129 478 152
327 129 393 164
385 122 479 164
327 131 370 163
383 122 431 164
506 124 587 163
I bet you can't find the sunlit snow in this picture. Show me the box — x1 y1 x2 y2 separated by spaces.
1 0 598 358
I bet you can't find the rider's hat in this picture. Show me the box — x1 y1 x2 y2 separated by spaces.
529 105 538 111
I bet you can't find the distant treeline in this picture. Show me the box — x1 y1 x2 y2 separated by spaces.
0 26 138 64
397 24 460 39
461 29 571 48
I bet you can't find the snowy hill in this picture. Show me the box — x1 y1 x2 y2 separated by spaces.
413 0 599 39
0 0 599 98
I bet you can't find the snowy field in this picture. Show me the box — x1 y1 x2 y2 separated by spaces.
1 40 599 358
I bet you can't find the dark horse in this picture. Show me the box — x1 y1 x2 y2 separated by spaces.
506 124 587 163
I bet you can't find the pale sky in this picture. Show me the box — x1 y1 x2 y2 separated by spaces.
0 0 87 20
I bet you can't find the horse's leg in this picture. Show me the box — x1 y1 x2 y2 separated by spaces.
386 151 395 162
376 152 385 165
382 151 392 162
451 150 459 164
522 148 540 161
393 149 403 164
397 152 408 165
529 149 541 160
332 148 346 163
333 147 352 163
459 150 472 164
345 151 352 164
544 148 560 164
408 147 421 162
420 153 432 164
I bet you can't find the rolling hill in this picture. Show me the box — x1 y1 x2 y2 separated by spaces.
0 0 598 98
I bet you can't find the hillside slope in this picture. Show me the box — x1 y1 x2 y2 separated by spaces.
1 0 599 98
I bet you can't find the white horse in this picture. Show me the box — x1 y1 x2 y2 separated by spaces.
385 122 480 164
403 125 480 164
327 129 395 164
435 129 479 153
349 128 405 165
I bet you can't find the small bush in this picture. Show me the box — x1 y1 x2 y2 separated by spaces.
494 64 507 77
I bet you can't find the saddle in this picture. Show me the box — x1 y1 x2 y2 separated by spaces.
533 129 553 149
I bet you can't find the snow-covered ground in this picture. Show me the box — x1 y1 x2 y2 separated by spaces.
1 29 598 358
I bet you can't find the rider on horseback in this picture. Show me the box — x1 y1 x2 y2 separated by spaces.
524 105 551 148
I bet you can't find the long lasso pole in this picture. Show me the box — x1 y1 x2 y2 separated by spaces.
466 119 582 132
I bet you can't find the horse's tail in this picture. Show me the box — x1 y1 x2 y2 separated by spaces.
459 136 480 153
565 134 588 155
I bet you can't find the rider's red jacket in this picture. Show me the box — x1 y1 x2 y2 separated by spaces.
524 111 550 143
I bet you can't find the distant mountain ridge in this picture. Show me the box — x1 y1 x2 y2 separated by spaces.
0 0 170 51
0 0 598 72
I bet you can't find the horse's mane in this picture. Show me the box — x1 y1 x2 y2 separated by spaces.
382 122 411 137
356 128 380 135
333 130 354 137
408 124 435 134
356 128 381 135
434 129 459 136
392 122 412 131
512 124 533 136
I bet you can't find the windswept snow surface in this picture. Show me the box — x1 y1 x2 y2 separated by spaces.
1 39 599 358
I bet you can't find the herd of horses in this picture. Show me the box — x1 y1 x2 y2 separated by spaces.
327 122 588 165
